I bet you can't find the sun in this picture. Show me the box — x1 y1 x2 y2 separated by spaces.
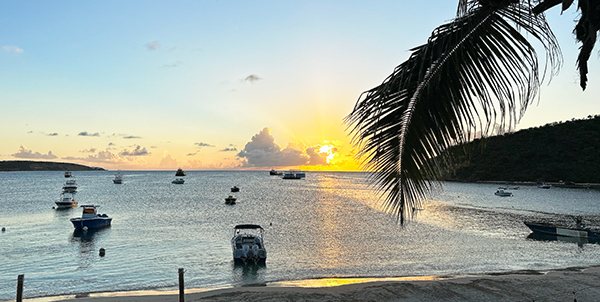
318 144 336 163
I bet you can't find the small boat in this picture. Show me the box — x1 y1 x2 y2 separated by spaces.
70 205 112 230
55 192 78 209
269 169 282 176
225 195 237 205
494 189 513 197
231 186 240 192
172 178 185 184
282 170 305 179
538 184 552 189
113 171 123 184
524 221 600 240
64 171 72 178
62 179 78 193
175 168 186 176
231 224 267 263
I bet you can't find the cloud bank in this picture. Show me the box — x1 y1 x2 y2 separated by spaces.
12 145 57 159
3 45 23 53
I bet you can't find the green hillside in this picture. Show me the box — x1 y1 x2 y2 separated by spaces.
445 116 600 183
0 160 104 171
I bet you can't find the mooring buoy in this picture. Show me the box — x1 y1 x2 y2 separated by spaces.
99 248 106 257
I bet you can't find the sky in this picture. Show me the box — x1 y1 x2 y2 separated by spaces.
1 1 599 171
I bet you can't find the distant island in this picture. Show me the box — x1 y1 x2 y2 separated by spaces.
0 160 105 171
444 115 600 184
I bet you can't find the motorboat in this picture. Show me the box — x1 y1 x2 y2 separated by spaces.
494 189 513 197
231 186 240 192
231 224 267 263
62 179 78 193
172 178 185 184
175 168 186 176
55 192 78 209
269 169 282 176
524 221 600 241
282 170 305 179
225 195 237 205
113 171 123 184
70 205 112 230
64 171 72 178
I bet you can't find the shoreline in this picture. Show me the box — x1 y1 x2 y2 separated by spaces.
18 265 600 302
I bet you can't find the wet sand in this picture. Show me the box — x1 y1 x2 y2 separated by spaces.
44 265 600 302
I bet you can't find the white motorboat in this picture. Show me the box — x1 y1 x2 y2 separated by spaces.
231 224 267 263
62 179 78 193
55 192 78 209
494 189 513 197
64 171 72 178
113 171 123 184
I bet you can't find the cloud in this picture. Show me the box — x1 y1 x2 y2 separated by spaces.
80 147 97 153
120 145 150 156
46 133 59 136
306 146 329 165
123 135 141 139
160 154 178 167
78 131 100 137
195 142 215 148
237 128 308 167
12 145 57 159
3 45 23 53
244 74 262 83
108 142 116 146
220 147 237 152
145 40 160 50
63 150 121 163
187 153 197 156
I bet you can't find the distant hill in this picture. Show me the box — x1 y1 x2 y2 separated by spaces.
0 160 105 171
444 115 600 183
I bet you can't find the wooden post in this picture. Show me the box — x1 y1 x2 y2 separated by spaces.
178 268 184 302
16 274 24 302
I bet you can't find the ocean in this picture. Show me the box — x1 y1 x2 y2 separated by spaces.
2 171 600 300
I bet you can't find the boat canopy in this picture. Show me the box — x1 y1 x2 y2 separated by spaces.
234 224 263 230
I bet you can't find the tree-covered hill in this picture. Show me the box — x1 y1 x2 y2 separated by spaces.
0 161 105 171
446 116 600 183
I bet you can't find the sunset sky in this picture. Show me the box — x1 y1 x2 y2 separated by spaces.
2 1 599 171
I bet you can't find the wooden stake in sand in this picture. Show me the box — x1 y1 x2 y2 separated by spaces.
178 268 185 302
16 274 24 302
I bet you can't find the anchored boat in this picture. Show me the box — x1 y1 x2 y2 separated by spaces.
70 205 112 230
231 224 267 263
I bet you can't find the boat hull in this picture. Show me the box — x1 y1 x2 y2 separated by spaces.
113 179 123 184
525 222 600 240
70 217 112 230
55 202 78 209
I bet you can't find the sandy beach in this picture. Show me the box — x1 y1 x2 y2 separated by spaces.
38 266 600 302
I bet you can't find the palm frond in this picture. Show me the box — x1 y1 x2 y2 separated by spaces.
345 2 560 223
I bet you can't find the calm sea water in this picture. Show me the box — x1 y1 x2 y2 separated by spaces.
2 171 600 300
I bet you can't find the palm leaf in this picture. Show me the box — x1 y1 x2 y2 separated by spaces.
346 2 560 223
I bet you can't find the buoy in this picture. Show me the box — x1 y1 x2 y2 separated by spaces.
99 248 106 257
83 226 88 231
1 227 5 232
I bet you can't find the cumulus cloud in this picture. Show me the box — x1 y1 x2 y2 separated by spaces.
306 146 329 165
120 145 150 156
80 147 97 153
12 145 57 159
244 74 262 83
220 147 237 152
195 142 215 148
237 128 308 167
3 45 23 53
78 131 100 137
64 150 121 163
145 40 160 50
160 154 178 167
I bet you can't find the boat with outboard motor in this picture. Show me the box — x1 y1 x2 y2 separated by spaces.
70 205 112 230
62 179 78 193
231 224 267 263
55 192 78 209
225 195 237 205
524 220 600 241
172 178 185 184
231 186 240 192
113 171 123 184
175 168 186 176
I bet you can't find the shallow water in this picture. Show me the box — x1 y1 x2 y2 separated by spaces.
1 171 600 300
